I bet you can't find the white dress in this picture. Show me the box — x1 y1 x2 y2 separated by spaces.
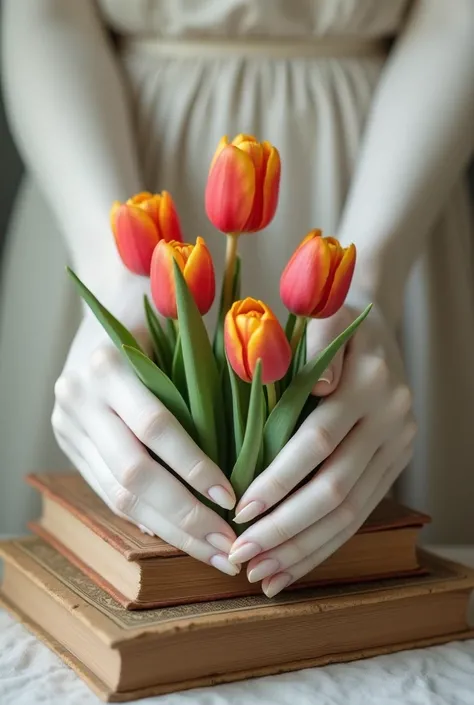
1 0 473 541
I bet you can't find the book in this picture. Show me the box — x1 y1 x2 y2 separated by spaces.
27 473 430 609
1 538 473 702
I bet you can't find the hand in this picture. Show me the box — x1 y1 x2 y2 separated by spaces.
51 274 239 576
228 296 416 596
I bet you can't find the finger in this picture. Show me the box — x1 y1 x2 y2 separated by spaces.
234 352 392 523
261 440 415 597
307 308 353 396
53 407 240 575
84 348 236 509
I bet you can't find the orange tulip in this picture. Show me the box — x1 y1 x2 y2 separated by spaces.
205 135 281 233
150 237 215 319
110 191 183 275
225 298 291 384
280 230 356 318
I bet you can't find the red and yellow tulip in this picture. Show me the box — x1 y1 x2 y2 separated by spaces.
224 298 291 384
205 135 281 234
150 237 215 319
280 230 356 319
110 191 183 275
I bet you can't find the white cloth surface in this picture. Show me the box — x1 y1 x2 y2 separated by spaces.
1 547 473 705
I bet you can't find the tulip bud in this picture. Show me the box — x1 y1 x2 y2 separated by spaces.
110 191 183 275
205 135 281 234
280 230 356 318
151 237 215 319
224 298 291 384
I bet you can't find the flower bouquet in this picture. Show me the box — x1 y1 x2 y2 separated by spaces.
69 134 371 525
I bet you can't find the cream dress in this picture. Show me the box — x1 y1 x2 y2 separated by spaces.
1 0 473 541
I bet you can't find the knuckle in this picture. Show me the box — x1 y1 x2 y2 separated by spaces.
307 425 336 459
267 515 293 544
186 458 210 486
88 346 121 379
120 459 149 491
266 473 293 501
112 486 138 516
54 373 81 405
393 384 413 417
403 419 418 445
176 502 201 533
367 357 390 390
319 476 348 511
175 533 195 556
136 408 170 446
337 499 357 526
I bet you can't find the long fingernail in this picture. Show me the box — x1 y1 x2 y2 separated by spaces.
228 542 261 564
208 485 236 510
263 572 292 598
210 554 241 576
233 501 265 524
248 558 280 583
318 368 333 384
206 533 233 553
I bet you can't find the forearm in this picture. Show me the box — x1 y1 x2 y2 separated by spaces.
2 0 143 298
337 0 474 323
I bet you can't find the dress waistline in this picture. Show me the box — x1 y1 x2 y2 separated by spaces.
121 36 391 59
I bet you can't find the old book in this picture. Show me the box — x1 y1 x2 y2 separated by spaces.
27 473 430 609
1 538 473 702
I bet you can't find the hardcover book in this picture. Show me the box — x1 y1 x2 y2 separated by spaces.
28 473 430 608
0 538 473 702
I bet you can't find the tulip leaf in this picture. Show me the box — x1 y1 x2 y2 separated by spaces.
122 345 196 442
143 295 173 374
171 334 188 403
230 360 264 502
67 268 143 354
226 357 245 460
285 312 297 343
166 317 177 349
213 255 241 370
173 259 223 465
292 320 308 376
263 304 372 468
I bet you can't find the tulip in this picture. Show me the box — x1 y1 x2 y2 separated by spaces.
225 298 291 386
150 237 215 319
205 134 281 234
110 191 183 275
280 230 356 319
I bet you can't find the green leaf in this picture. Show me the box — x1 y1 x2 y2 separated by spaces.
213 255 241 370
122 345 197 441
143 295 173 373
173 260 223 465
67 268 143 353
292 319 308 376
230 360 264 502
285 312 297 343
263 304 372 467
166 317 177 349
171 334 188 402
226 357 245 459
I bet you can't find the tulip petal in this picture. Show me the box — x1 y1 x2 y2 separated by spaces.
280 231 331 316
128 192 154 205
258 146 281 231
110 201 121 238
209 136 230 172
183 237 216 316
247 319 292 384
158 191 184 242
150 241 185 319
205 146 255 233
113 204 159 275
232 134 258 147
238 141 265 232
139 195 162 231
225 305 251 383
313 244 356 318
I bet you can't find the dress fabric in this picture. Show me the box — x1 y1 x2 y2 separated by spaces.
1 0 473 541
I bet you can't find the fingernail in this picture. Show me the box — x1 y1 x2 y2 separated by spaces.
228 542 261 564
138 524 154 536
210 554 241 577
233 501 265 524
263 572 292 598
208 485 236 510
248 558 281 583
318 368 333 384
206 533 233 553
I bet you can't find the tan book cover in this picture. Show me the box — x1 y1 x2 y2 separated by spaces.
27 473 431 608
1 537 473 702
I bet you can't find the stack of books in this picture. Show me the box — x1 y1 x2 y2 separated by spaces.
1 473 473 702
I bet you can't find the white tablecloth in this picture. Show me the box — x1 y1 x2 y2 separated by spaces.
1 546 474 705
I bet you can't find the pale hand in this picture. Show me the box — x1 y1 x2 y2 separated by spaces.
51 276 239 577
228 298 416 597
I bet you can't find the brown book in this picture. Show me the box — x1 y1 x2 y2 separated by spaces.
1 538 473 702
27 473 430 609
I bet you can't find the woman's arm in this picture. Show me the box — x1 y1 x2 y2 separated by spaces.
338 0 474 323
2 0 143 299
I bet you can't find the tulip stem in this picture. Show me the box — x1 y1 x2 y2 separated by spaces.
290 316 307 354
266 383 277 414
223 232 240 313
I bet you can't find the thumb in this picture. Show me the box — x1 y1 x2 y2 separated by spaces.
307 307 352 398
